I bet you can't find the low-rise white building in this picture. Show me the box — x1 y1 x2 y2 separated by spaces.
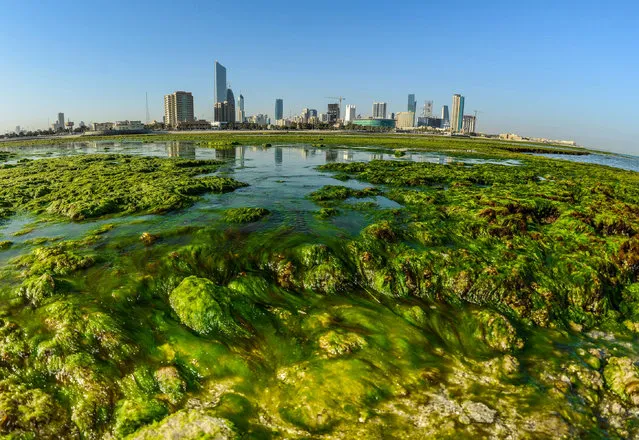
113 120 145 132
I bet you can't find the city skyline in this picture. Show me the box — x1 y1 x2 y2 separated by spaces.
1 1 638 154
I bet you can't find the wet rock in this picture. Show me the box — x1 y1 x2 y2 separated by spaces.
128 409 239 440
471 310 524 353
318 330 367 358
461 400 497 424
155 366 186 405
140 232 158 246
0 240 12 250
604 357 639 405
113 398 168 438
169 276 244 337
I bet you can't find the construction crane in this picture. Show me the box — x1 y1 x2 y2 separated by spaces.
325 96 345 118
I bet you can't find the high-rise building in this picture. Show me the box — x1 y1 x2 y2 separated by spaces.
214 61 227 105
408 94 417 113
164 91 195 128
422 101 433 117
344 105 356 123
441 105 450 129
309 109 318 118
226 89 236 124
451 94 465 132
327 103 340 122
237 94 245 122
396 111 416 129
372 102 387 119
275 99 283 121
462 115 476 134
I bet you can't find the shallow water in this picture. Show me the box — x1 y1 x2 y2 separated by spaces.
532 151 639 172
0 142 514 246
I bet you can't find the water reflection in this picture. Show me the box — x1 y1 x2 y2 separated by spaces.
326 150 338 162
275 147 283 166
167 142 196 159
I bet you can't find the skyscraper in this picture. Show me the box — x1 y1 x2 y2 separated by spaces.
226 89 236 124
451 94 465 132
237 94 245 123
345 104 356 123
408 94 416 113
275 99 283 120
372 102 387 119
214 61 227 105
164 91 195 128
441 105 450 128
327 103 340 122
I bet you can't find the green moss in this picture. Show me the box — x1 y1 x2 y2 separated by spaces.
309 185 381 202
0 240 12 250
113 398 168 438
0 154 247 221
604 357 639 405
222 207 270 223
169 276 246 337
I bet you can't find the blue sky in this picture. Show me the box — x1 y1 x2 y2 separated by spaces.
1 0 638 154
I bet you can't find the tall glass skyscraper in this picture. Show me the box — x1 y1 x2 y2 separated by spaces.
407 94 416 113
214 61 227 105
275 99 283 120
451 94 465 132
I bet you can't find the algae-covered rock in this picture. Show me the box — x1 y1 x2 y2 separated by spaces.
169 276 244 337
471 310 524 353
223 207 270 223
295 244 353 294
113 398 168 438
18 273 55 305
126 409 237 440
0 240 12 250
604 357 639 405
318 330 367 358
155 366 186 405
0 380 77 439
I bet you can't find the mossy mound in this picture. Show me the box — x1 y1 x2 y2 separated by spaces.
223 207 270 223
604 357 639 405
169 276 245 337
309 185 380 202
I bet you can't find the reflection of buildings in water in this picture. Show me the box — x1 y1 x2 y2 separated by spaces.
325 150 338 163
342 151 353 161
215 147 237 161
370 153 383 161
236 146 245 167
439 156 446 165
274 147 283 166
167 142 196 159
299 148 311 159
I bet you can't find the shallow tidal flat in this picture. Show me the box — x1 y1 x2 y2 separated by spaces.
0 136 638 439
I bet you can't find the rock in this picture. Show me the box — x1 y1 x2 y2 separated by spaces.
169 276 244 337
155 367 186 405
318 330 367 358
126 409 237 439
604 357 639 405
113 398 168 438
462 400 497 424
140 232 158 246
472 310 524 353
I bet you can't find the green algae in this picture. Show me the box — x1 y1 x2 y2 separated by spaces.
0 154 246 221
222 207 270 223
0 136 637 438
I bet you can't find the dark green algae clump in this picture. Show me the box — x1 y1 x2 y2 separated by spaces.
0 144 639 438
0 154 245 221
